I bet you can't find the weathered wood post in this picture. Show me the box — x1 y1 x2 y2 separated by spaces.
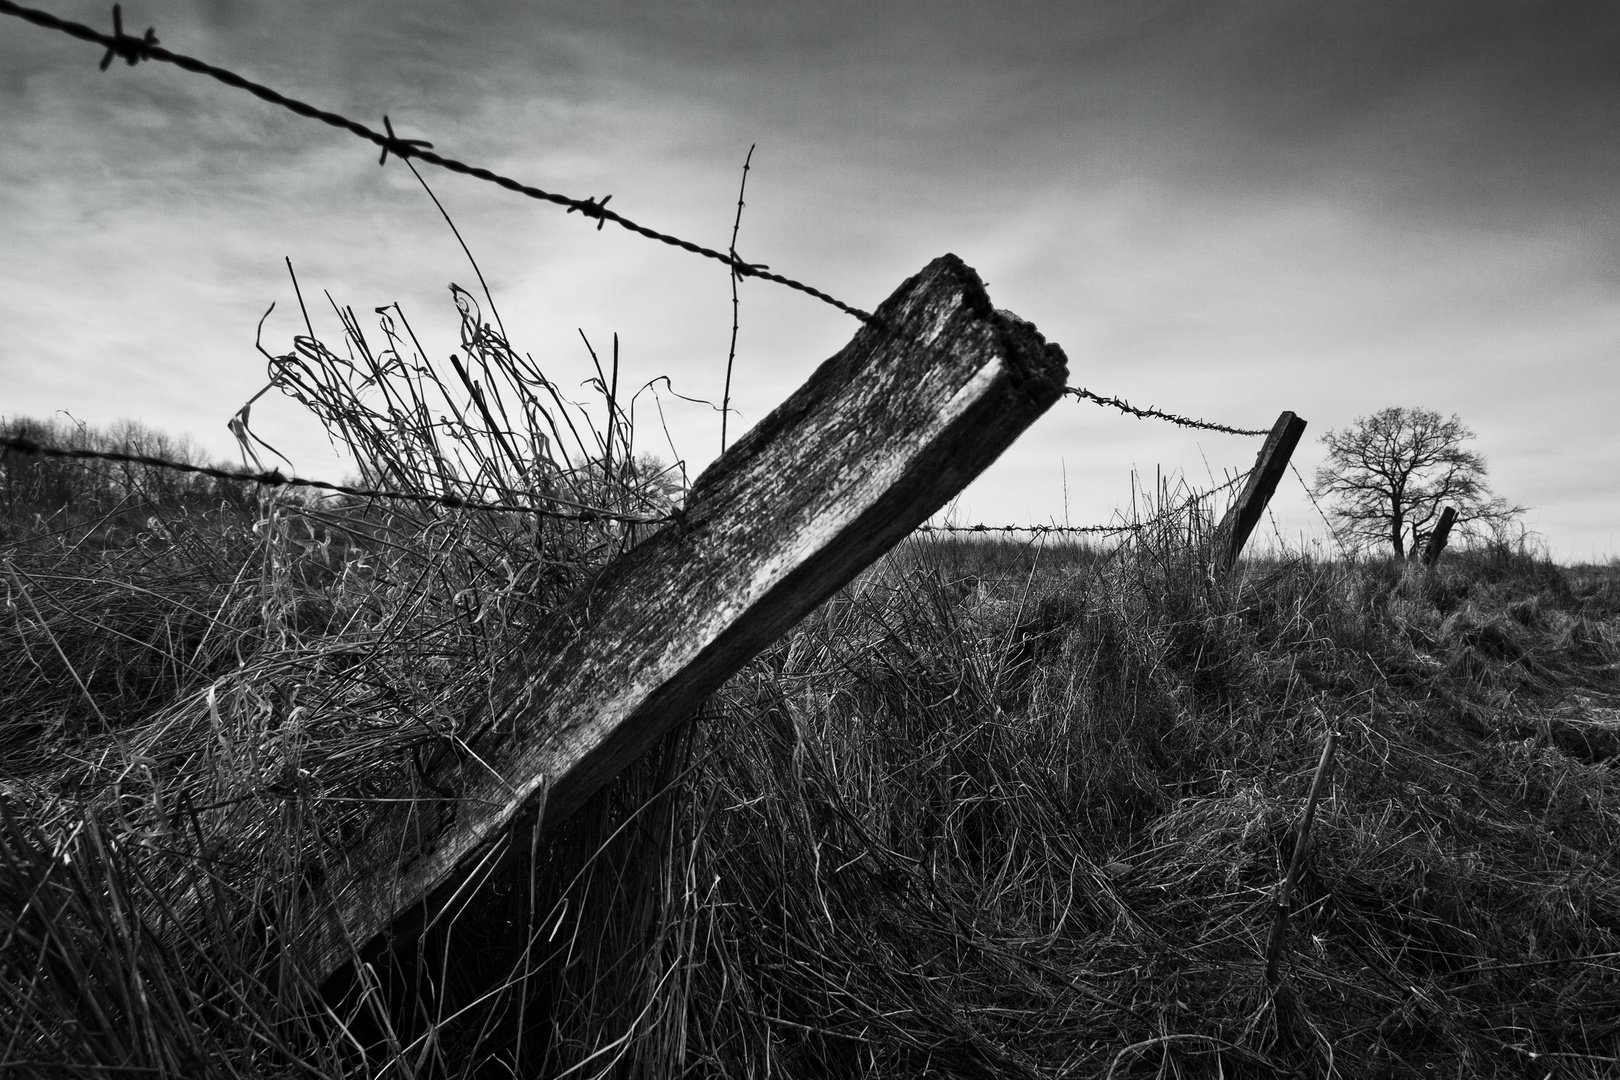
300 253 1068 984
1421 505 1457 567
1215 410 1307 573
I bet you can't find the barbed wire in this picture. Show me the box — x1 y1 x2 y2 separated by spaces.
0 2 1293 538
1290 460 1354 556
0 435 672 525
6 424 1260 544
0 0 872 322
1 1 1300 449
1064 387 1270 437
914 522 1136 537
917 470 1251 539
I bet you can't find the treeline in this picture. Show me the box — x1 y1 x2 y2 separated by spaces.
0 416 259 544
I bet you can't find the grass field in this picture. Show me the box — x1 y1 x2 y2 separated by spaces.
4 350 1619 1077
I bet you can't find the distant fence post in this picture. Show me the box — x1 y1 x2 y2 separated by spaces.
1421 505 1458 567
1215 411 1307 573
291 253 1068 984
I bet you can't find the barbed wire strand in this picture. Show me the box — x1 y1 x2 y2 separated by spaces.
0 0 1294 519
4 427 1260 542
0 435 670 525
1065 387 1270 437
1290 460 1355 557
914 523 1136 537
0 0 872 322
917 469 1251 538
0 2 1294 443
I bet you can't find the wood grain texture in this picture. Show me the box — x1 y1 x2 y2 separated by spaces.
303 253 1069 981
1217 410 1307 573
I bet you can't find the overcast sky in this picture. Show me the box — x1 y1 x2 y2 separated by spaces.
3 1 1617 560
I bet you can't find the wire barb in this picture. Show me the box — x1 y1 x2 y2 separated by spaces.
377 115 432 167
97 4 157 71
0 435 671 526
1065 387 1270 437
566 194 613 230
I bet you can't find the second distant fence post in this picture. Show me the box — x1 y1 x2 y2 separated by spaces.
1215 410 1307 573
1421 505 1458 567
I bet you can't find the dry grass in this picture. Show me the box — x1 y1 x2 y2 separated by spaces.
4 301 1619 1077
0 289 681 1077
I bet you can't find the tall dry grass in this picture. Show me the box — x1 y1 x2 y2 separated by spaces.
1 285 684 1077
651 525 1620 1078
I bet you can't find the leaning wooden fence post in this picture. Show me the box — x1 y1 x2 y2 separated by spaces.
1215 410 1307 573
298 254 1068 984
1421 505 1457 567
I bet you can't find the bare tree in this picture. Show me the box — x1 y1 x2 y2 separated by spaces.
1313 407 1523 557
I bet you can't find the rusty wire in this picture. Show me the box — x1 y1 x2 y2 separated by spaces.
0 435 671 525
0 0 872 322
1065 387 1271 437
